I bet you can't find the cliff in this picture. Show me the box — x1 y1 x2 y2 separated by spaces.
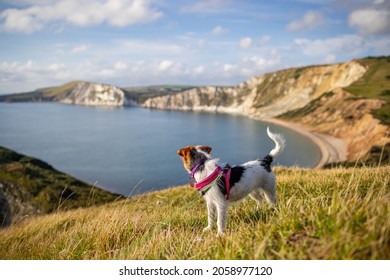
59 81 127 106
0 81 133 107
143 61 366 117
142 57 390 164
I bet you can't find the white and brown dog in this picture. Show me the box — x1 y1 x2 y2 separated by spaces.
177 127 285 235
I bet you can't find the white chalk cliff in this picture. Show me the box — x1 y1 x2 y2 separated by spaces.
143 61 367 119
61 82 127 106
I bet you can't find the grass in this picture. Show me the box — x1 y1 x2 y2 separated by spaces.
0 165 389 260
0 146 121 218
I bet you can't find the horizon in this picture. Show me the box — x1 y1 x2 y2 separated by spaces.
0 55 383 95
0 0 389 94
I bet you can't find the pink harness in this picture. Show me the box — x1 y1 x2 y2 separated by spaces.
190 164 232 200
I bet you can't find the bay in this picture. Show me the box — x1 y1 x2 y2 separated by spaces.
0 103 321 196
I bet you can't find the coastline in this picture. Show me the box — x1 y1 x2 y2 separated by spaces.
265 118 347 169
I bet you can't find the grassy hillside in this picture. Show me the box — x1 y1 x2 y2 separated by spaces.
0 146 122 226
123 85 195 103
0 166 388 259
345 56 390 125
0 81 80 102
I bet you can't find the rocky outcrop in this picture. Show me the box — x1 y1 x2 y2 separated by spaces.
143 61 367 119
60 82 128 106
0 181 42 227
0 190 12 227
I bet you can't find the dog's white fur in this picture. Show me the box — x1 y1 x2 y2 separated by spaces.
180 127 285 235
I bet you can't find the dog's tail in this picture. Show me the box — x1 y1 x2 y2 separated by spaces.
267 126 285 158
260 127 285 171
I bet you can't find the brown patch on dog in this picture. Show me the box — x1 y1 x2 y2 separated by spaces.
177 146 195 172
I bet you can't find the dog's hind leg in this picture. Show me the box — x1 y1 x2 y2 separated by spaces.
203 201 217 232
262 185 276 207
249 191 264 209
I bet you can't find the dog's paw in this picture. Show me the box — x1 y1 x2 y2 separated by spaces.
203 226 212 232
217 231 225 237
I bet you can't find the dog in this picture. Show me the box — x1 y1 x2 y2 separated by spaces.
177 127 285 235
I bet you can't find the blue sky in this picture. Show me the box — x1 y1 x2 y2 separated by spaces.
0 0 389 94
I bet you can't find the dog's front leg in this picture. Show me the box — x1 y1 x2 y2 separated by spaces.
216 203 228 236
203 201 216 232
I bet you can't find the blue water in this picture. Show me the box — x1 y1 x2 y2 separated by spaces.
0 103 321 196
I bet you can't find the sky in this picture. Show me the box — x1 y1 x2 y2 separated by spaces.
0 0 389 94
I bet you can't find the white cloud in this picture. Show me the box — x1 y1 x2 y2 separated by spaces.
324 54 336 63
294 35 365 56
180 0 231 14
122 40 186 55
258 35 271 46
159 60 174 71
239 37 253 49
223 63 236 72
269 48 279 57
287 10 326 31
197 39 206 48
192 66 204 75
0 0 163 33
348 8 390 35
48 63 65 71
212 25 229 35
71 44 90 54
238 35 270 50
114 61 128 71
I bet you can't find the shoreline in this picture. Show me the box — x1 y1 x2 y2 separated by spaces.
265 118 347 169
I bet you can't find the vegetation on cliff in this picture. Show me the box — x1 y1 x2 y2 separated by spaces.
0 146 122 227
0 165 388 259
345 56 390 125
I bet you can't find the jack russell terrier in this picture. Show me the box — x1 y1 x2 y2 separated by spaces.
177 127 285 235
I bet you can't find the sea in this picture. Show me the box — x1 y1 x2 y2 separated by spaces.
0 103 321 196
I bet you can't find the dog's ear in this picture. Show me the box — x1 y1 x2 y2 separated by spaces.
198 145 212 154
177 146 192 157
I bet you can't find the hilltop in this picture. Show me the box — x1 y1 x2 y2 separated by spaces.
0 146 122 227
0 165 388 259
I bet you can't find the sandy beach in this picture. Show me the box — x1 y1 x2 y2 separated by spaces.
266 118 347 169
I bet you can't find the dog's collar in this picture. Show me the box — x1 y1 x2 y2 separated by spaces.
191 165 232 200
190 159 205 180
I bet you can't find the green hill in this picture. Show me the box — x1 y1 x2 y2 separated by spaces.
0 165 389 259
0 146 122 227
0 81 81 103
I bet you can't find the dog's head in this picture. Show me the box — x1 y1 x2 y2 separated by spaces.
177 145 212 173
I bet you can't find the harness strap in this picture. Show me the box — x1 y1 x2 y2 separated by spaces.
192 165 232 200
223 167 231 200
195 166 222 191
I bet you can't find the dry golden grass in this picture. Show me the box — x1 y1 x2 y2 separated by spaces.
0 166 389 259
